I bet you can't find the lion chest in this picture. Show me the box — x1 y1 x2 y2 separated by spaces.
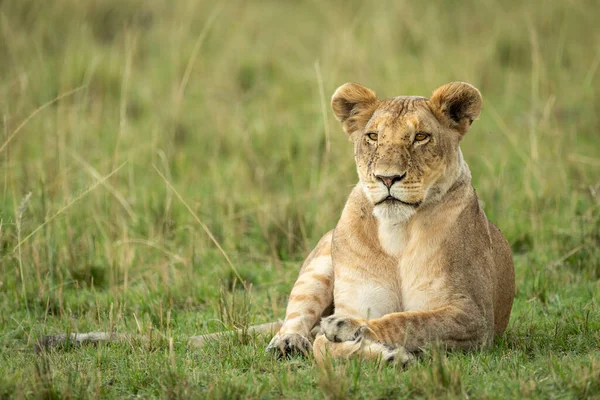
394 225 451 312
332 265 402 319
331 217 450 319
331 253 446 319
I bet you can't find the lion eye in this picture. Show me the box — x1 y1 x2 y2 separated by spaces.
414 132 430 142
366 132 378 141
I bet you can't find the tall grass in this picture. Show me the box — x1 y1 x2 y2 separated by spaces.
0 0 598 397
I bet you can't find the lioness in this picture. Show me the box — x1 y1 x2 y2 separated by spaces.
39 82 515 365
265 81 515 364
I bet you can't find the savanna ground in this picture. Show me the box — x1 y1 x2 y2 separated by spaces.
0 0 599 398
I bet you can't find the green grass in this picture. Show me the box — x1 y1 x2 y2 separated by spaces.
1 0 599 398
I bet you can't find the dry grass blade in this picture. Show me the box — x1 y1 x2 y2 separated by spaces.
0 86 85 156
11 162 127 253
176 2 224 102
314 60 331 155
114 239 188 265
152 164 249 292
68 149 137 221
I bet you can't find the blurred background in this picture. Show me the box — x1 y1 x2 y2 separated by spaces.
0 0 598 397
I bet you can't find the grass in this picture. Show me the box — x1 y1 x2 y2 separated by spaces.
0 0 599 398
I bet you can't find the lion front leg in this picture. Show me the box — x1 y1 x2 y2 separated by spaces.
321 304 492 353
267 231 334 357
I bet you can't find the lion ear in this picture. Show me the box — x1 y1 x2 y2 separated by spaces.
429 82 482 136
331 83 378 136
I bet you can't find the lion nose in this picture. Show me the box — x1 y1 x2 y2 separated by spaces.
375 173 406 189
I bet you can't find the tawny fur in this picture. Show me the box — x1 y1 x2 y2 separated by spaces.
267 81 515 364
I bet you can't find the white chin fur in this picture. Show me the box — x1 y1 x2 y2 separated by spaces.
361 182 417 223
372 202 416 223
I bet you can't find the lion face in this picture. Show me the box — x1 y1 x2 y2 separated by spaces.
331 82 482 220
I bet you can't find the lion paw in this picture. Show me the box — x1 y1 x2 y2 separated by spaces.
381 344 415 366
320 315 367 343
266 333 311 358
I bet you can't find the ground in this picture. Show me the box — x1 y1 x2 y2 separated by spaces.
0 0 599 398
